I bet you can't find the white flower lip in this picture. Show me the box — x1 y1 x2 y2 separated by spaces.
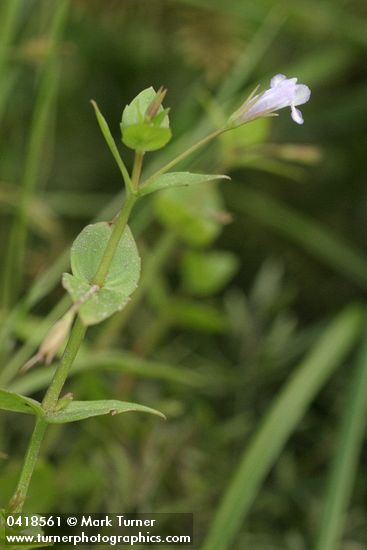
234 74 311 125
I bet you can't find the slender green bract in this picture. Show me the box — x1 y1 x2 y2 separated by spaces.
91 100 133 193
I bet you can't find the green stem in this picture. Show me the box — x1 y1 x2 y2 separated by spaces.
9 190 138 511
131 152 144 192
8 417 47 513
42 317 86 410
141 127 224 187
93 192 137 286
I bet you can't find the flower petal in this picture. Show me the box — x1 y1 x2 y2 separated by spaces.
291 105 304 124
294 84 311 105
270 74 287 88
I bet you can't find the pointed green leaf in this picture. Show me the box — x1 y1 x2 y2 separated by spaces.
0 389 43 416
139 171 230 197
46 399 165 424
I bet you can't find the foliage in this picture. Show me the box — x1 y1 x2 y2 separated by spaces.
1 0 367 548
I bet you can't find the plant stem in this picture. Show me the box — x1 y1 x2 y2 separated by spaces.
131 152 144 192
42 317 86 410
93 192 137 286
141 127 224 187
8 417 47 512
9 190 138 512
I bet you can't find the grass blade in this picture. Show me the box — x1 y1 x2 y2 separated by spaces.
2 0 70 308
0 0 21 70
0 0 22 120
202 305 363 550
314 328 367 550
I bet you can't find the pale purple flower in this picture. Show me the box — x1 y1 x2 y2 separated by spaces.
230 74 311 126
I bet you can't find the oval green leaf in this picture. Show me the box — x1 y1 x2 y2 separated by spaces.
70 222 140 293
63 222 140 325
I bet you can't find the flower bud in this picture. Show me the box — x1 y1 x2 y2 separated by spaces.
22 310 75 372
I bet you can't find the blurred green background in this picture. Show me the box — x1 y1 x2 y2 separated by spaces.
1 1 367 548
